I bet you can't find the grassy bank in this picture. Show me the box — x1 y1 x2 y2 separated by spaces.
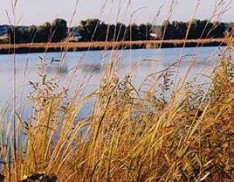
0 44 233 181
0 38 226 54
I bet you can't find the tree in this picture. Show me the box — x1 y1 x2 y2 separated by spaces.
79 19 101 41
51 18 68 42
28 25 37 42
162 20 174 39
138 24 151 40
9 26 30 43
114 23 126 41
211 21 226 38
94 22 108 41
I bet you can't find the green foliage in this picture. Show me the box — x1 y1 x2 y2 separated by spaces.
8 19 67 43
4 18 231 43
79 19 105 41
35 22 52 42
51 18 68 42
79 19 152 42
162 19 227 40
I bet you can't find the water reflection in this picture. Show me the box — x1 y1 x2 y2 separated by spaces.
47 63 69 75
79 63 102 73
140 58 159 62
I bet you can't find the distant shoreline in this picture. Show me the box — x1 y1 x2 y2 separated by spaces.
0 39 226 54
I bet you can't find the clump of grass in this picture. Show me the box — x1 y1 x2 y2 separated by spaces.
0 48 233 181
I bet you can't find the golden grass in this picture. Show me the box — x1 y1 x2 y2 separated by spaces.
0 46 233 181
0 38 226 53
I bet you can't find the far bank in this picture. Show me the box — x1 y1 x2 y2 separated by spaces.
0 39 226 54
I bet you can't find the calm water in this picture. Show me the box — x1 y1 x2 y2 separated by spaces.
0 46 229 110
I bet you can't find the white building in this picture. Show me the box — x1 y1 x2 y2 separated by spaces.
68 27 82 42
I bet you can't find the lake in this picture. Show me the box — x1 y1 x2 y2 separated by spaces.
0 46 229 117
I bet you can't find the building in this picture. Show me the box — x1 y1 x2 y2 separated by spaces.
150 25 162 40
67 27 82 42
0 34 9 43
0 25 11 43
0 25 11 35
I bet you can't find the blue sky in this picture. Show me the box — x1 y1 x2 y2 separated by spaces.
0 0 233 26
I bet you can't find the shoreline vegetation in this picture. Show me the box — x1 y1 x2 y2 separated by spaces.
0 38 226 54
0 18 233 54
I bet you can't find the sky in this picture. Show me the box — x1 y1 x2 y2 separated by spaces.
0 0 233 26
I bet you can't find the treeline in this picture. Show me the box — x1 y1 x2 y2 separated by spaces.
79 19 230 41
8 19 67 43
2 18 233 43
7 18 152 43
162 19 227 39
79 19 152 41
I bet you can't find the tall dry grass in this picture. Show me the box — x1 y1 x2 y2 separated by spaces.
0 44 233 181
0 0 233 181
